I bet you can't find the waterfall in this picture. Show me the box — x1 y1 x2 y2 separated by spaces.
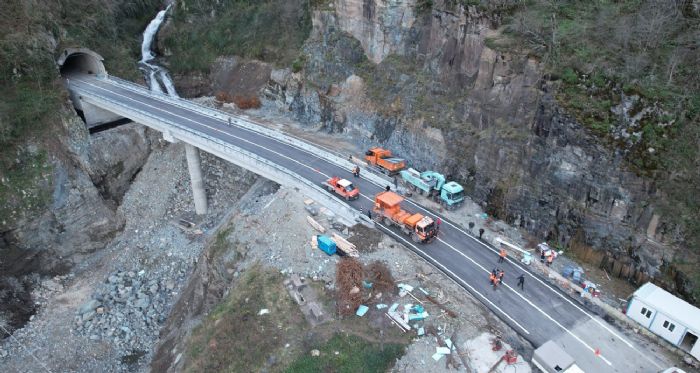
159 70 179 97
140 8 169 65
149 71 164 93
140 5 179 97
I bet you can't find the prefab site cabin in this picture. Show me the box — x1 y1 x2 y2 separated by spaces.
627 283 700 360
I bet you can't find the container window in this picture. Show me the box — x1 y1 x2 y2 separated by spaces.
641 307 647 315
663 320 669 328
669 323 675 332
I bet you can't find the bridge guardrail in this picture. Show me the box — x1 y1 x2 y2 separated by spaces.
105 75 393 191
77 85 362 225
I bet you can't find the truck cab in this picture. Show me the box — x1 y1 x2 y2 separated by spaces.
440 181 464 209
325 177 359 200
414 216 437 243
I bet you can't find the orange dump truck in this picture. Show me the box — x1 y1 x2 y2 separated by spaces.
373 191 437 243
365 147 406 175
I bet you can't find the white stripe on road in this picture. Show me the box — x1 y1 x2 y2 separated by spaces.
437 237 613 366
76 76 532 335
74 78 335 181
374 223 531 335
73 77 654 369
400 196 649 357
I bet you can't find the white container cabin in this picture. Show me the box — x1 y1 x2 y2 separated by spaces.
627 283 700 360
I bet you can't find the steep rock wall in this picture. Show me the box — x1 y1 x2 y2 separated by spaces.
267 0 687 295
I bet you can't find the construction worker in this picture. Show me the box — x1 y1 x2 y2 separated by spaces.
540 251 546 263
489 272 496 286
385 185 391 192
367 209 372 220
436 217 442 230
498 269 505 284
393 176 398 188
498 248 507 263
478 228 485 239
546 253 554 267
353 166 360 178
492 274 500 289
228 117 231 125
516 274 525 290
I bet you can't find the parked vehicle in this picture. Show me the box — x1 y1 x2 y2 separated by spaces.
399 168 464 209
373 191 437 243
324 176 359 200
365 147 406 175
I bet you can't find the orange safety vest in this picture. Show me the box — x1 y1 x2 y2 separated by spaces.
499 249 507 258
489 274 496 282
547 255 554 263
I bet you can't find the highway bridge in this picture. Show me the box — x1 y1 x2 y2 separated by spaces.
63 52 667 372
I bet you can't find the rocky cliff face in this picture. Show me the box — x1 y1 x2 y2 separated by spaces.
264 0 690 296
0 106 152 334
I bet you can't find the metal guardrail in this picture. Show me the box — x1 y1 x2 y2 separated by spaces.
104 75 393 190
75 84 361 224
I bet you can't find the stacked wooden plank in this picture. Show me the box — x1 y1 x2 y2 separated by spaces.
331 233 359 258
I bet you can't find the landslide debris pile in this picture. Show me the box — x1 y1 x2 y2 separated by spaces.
73 264 188 356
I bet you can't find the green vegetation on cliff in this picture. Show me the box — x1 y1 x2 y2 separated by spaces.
496 0 700 252
163 0 313 74
0 0 161 226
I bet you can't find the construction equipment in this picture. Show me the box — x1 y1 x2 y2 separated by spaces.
364 147 406 175
324 176 360 200
399 168 464 209
373 191 437 243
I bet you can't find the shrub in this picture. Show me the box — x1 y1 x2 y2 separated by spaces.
232 95 262 110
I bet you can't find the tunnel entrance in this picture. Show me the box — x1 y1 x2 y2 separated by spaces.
57 48 107 77
58 48 129 131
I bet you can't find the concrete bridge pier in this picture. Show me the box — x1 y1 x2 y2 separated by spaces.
184 144 208 215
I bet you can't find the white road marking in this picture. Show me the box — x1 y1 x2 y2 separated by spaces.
437 237 613 366
374 223 531 335
74 78 335 181
401 196 646 354
73 77 657 369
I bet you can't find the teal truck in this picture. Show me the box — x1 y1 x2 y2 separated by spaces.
399 168 465 209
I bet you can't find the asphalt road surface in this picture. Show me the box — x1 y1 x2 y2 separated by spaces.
70 75 668 372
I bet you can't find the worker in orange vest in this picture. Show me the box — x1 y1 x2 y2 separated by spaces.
546 253 554 267
489 272 496 286
498 248 507 263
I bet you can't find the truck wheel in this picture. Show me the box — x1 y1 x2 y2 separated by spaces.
345 195 350 201
327 185 333 192
412 234 420 243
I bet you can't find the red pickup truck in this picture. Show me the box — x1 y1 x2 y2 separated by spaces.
324 177 360 201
